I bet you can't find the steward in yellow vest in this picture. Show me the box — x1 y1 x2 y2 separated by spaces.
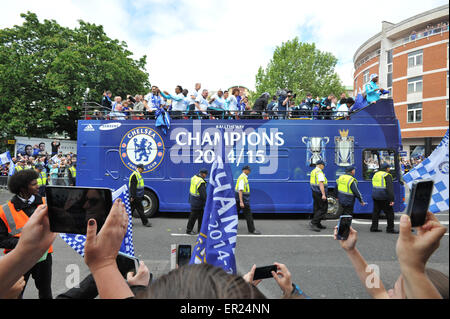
0 169 53 299
309 160 328 232
186 169 208 235
129 164 151 227
68 164 76 186
336 166 366 215
34 164 47 197
370 163 397 234
235 166 260 235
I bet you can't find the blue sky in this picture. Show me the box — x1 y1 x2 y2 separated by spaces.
1 0 448 93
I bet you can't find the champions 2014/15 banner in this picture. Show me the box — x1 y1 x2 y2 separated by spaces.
403 130 449 213
60 184 135 257
190 135 238 274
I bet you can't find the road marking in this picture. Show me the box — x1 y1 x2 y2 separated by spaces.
171 233 334 238
350 220 449 225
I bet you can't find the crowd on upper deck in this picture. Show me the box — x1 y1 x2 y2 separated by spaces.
409 21 449 41
94 83 357 121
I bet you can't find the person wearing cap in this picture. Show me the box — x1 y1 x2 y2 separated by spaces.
309 160 328 232
235 166 261 235
365 74 385 104
129 164 151 227
336 166 366 216
186 169 208 235
370 163 398 233
34 164 47 197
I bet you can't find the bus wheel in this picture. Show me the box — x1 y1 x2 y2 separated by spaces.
325 195 341 219
132 189 159 218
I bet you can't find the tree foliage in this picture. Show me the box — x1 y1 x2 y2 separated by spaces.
0 12 150 140
254 37 345 102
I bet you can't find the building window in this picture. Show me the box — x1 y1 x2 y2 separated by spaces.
408 76 423 93
408 50 423 68
363 70 370 84
407 103 422 123
447 100 449 121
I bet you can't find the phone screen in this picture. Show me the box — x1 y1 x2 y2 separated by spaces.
409 180 434 227
116 253 139 277
177 245 192 267
337 215 352 240
46 186 113 235
253 265 277 280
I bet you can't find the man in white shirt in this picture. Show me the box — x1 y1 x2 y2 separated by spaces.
194 89 210 119
188 83 201 118
227 88 239 118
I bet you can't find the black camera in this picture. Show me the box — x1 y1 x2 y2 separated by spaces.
277 89 296 100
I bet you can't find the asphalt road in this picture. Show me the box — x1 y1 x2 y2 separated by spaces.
0 189 448 299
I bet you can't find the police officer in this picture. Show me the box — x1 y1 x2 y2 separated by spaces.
235 166 261 235
336 166 366 216
129 164 151 227
370 163 398 233
34 164 47 197
0 170 54 298
186 169 208 235
309 160 328 232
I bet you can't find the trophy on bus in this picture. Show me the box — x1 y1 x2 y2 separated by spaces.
335 129 354 167
302 136 329 166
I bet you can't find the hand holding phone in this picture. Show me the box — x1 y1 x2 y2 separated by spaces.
253 265 278 280
177 244 192 267
116 252 140 278
46 186 113 235
336 215 352 240
406 180 434 227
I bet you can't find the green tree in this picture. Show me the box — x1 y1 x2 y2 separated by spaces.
0 12 150 141
254 37 345 102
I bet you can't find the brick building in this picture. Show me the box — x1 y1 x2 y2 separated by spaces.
353 5 449 158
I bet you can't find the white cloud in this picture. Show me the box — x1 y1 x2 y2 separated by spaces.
1 0 448 94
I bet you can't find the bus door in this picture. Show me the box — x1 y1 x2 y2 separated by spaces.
105 149 122 182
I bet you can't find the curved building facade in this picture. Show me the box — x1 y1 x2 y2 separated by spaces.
353 5 449 158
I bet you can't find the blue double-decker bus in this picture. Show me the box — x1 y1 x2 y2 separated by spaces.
77 99 406 218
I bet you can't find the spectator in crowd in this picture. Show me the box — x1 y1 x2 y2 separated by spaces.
132 95 145 117
101 90 112 110
51 141 60 156
49 163 59 186
38 143 48 156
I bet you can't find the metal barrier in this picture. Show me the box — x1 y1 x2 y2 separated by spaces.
0 176 8 189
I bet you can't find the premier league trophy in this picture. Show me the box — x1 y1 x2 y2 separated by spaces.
335 129 354 167
302 136 329 166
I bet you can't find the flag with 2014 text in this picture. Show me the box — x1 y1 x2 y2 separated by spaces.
189 132 238 274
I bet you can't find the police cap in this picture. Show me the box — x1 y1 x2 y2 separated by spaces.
136 164 144 169
345 166 355 173
199 168 208 175
242 165 251 171
315 160 325 166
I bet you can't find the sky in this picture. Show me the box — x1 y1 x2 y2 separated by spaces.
1 0 448 93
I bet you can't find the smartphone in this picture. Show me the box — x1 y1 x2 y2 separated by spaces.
406 179 434 227
46 186 113 235
253 265 277 280
116 252 140 277
177 244 192 267
337 215 352 240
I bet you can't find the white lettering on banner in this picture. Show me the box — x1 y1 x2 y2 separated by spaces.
169 121 285 174
65 264 80 289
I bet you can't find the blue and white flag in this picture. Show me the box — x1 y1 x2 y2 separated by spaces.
190 134 238 274
8 162 15 176
155 107 171 135
0 151 12 165
403 130 449 213
60 184 136 257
